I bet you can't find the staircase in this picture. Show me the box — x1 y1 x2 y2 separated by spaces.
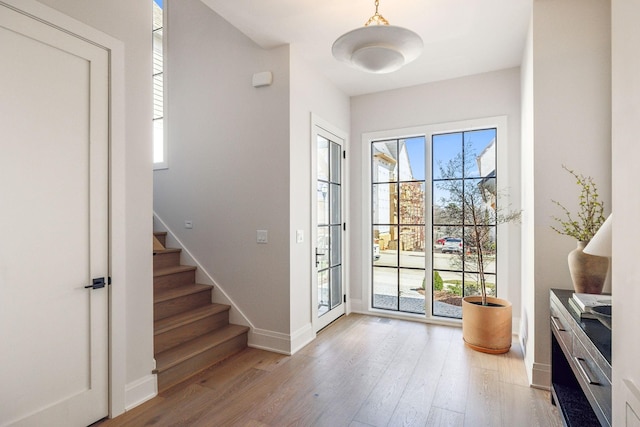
153 231 249 392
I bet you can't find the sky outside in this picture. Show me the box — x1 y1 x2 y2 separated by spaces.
404 128 496 182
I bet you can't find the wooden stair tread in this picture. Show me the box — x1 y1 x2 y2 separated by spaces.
154 283 212 303
154 247 181 255
154 264 197 278
151 231 248 391
155 324 250 372
154 303 230 335
153 235 165 252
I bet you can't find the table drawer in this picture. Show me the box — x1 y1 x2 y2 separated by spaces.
550 300 572 354
572 335 612 425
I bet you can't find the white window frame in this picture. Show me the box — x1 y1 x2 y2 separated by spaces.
153 0 168 170
361 116 511 324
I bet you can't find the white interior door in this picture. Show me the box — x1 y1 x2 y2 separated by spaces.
0 3 109 426
312 121 347 332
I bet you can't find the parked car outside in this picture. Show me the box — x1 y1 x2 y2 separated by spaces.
441 237 463 253
436 236 451 245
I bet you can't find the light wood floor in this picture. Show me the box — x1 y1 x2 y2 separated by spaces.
97 314 561 427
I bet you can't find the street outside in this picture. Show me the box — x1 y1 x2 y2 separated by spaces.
372 248 496 317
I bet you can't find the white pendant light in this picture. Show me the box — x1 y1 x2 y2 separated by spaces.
332 0 423 74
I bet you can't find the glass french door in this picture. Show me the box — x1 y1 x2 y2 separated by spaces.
369 125 500 320
371 137 427 314
313 123 345 332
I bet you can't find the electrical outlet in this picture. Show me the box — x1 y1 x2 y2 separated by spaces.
257 230 268 243
296 229 304 243
184 220 193 229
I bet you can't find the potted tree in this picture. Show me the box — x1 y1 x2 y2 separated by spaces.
436 141 521 354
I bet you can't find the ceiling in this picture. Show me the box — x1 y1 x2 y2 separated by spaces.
199 0 532 97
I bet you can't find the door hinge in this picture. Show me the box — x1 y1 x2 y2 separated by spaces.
343 150 346 159
344 295 347 303
343 223 346 231
85 277 106 290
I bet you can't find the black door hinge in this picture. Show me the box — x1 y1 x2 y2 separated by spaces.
344 295 347 303
343 150 346 159
343 223 346 231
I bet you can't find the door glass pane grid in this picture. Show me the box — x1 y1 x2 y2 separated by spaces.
372 183 397 225
398 269 426 314
399 226 425 269
373 225 397 268
399 182 425 225
317 136 329 181
318 270 329 316
371 137 426 314
372 140 398 183
330 142 341 184
317 137 342 318
330 184 341 224
431 128 497 319
330 225 341 267
317 226 329 270
317 182 329 225
330 266 342 309
373 266 398 311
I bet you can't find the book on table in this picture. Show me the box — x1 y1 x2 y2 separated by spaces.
568 297 598 319
572 292 611 311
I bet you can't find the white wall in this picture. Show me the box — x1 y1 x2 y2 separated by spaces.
153 0 350 353
523 0 611 388
520 16 535 384
38 0 154 413
289 45 350 350
153 0 293 341
611 0 640 423
349 68 522 319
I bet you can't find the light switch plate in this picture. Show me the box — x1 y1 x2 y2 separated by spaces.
296 229 304 243
257 230 268 243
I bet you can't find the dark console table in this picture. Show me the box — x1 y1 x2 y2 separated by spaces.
550 289 611 426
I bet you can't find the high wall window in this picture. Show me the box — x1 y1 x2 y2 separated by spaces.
153 0 166 168
369 124 501 319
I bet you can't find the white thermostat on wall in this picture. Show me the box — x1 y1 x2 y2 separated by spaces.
252 71 273 88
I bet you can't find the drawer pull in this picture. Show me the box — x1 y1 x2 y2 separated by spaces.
574 356 600 385
551 316 566 332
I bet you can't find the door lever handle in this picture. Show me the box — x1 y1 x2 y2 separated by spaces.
85 277 107 290
315 248 324 267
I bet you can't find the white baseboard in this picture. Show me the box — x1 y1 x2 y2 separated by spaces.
623 379 640 425
531 362 551 390
125 374 157 411
290 323 315 354
249 328 293 355
247 323 315 355
154 213 320 358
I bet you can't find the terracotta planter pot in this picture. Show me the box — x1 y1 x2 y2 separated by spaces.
462 296 512 354
568 240 609 294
